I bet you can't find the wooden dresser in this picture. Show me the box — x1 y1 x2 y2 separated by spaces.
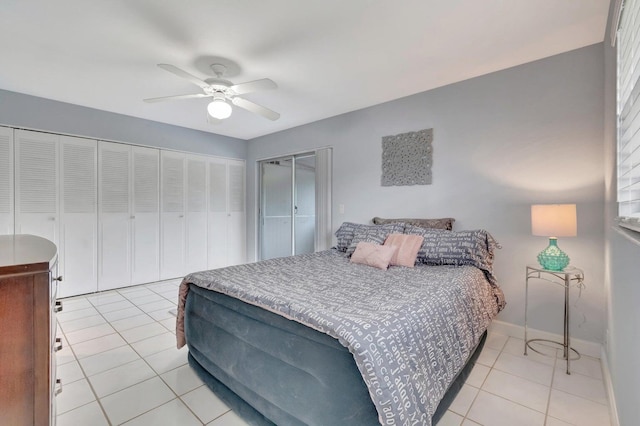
0 234 62 426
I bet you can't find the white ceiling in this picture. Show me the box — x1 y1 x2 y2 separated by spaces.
0 1 610 140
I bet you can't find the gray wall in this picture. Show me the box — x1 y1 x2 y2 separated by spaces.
603 0 640 423
0 89 246 158
247 44 606 344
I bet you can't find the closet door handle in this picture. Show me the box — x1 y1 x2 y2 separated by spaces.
55 379 63 396
55 300 63 313
54 337 63 352
52 276 63 282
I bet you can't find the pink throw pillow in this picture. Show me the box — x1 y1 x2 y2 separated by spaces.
350 242 397 270
384 233 424 267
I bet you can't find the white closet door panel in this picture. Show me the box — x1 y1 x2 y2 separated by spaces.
187 157 207 213
0 127 13 235
59 136 97 296
209 161 227 213
161 151 186 279
132 212 160 284
59 214 98 297
186 212 207 272
132 146 160 284
99 214 131 290
134 147 159 213
227 212 246 266
228 161 245 213
98 141 131 289
15 130 59 245
208 212 228 269
160 213 185 279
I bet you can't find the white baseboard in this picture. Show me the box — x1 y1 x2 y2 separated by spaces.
600 347 620 426
488 320 619 424
488 319 602 358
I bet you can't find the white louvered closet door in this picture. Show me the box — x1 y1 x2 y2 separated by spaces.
208 159 228 269
0 127 13 236
132 146 160 285
160 151 186 279
59 136 98 297
186 156 208 273
227 160 246 266
98 141 132 290
14 130 59 245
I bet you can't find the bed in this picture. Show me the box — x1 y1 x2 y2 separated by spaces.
176 224 505 426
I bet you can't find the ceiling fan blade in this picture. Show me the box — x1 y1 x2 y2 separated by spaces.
158 64 210 90
143 93 211 103
231 97 280 121
230 78 277 95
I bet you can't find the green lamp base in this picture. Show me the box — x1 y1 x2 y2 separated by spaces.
537 237 570 271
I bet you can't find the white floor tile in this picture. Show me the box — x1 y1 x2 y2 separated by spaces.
145 345 189 374
467 390 545 426
503 337 558 366
131 331 177 357
552 371 607 405
435 411 463 426
56 335 76 366
57 360 84 384
547 389 611 426
110 313 156 332
122 398 202 426
101 376 175 425
476 346 500 367
56 378 96 415
65 323 116 345
461 420 482 426
79 345 140 376
493 352 554 386
58 314 106 334
126 293 166 305
88 358 157 397
545 416 574 426
161 364 204 395
57 306 99 323
86 292 126 306
120 321 168 343
482 369 550 413
95 299 136 314
71 333 127 359
556 354 603 380
148 308 177 321
58 298 93 312
485 333 508 351
138 299 175 313
119 286 156 296
207 410 251 426
182 385 231 423
160 317 178 333
448 384 478 416
102 306 145 322
57 401 109 426
465 363 490 388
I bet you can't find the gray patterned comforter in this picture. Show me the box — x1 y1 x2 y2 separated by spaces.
176 249 504 426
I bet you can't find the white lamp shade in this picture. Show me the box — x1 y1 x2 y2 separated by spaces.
207 99 232 119
531 204 577 237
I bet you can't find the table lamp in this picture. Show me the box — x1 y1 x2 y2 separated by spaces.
531 204 577 271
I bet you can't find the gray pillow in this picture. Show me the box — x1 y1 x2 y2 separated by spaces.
372 216 455 231
345 223 406 256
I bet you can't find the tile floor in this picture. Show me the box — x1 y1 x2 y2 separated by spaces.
55 280 613 426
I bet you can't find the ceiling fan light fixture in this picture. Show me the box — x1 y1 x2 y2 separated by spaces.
207 98 232 119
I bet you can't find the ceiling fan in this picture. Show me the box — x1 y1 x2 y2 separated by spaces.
144 63 280 122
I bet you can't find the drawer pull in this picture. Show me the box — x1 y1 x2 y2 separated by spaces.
55 301 63 313
52 276 63 282
55 379 63 396
54 337 63 352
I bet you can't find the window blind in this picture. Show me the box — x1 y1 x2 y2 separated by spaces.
618 0 640 231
